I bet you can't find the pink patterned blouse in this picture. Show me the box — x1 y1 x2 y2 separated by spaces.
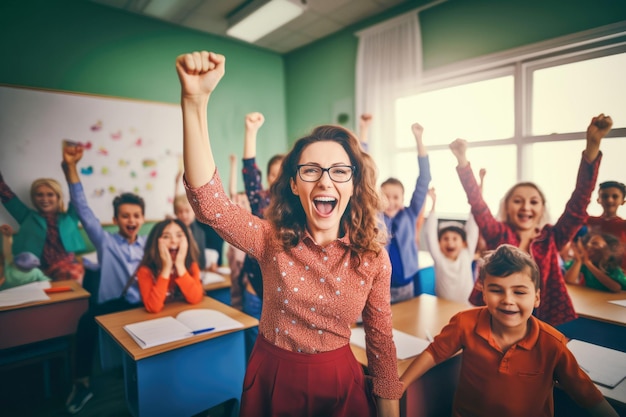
186 171 403 399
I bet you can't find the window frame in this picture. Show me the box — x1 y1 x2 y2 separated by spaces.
382 22 626 218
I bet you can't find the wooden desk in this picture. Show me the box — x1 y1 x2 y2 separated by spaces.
0 280 89 349
203 272 232 305
96 297 258 417
558 284 626 354
351 294 471 417
561 284 626 410
0 280 89 397
566 284 626 327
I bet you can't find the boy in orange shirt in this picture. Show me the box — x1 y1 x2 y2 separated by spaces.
400 244 618 417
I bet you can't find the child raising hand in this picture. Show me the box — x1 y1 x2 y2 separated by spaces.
451 113 613 327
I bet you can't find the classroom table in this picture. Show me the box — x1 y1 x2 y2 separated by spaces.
0 280 89 397
96 296 258 417
202 272 232 305
351 294 471 417
560 284 626 411
558 284 626 352
0 280 89 349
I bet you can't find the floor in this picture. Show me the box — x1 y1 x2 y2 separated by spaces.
1 355 232 417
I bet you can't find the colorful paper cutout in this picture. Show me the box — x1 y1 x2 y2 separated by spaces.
101 167 109 175
142 159 156 167
80 166 93 175
111 130 122 140
91 120 102 131
97 147 108 156
108 186 116 194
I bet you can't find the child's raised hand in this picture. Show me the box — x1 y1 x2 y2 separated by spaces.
587 113 613 144
245 112 265 132
62 142 84 166
412 122 424 142
585 113 612 161
449 138 469 167
0 224 14 237
479 168 487 181
175 51 225 98
359 113 373 130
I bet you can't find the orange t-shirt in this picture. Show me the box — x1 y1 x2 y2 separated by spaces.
426 307 604 417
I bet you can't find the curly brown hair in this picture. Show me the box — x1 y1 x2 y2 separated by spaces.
264 125 386 260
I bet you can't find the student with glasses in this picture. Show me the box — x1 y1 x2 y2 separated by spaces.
176 50 402 417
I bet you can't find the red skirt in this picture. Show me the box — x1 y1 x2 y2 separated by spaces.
239 335 375 417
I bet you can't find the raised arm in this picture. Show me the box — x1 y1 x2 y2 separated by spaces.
358 113 372 151
243 112 265 159
61 142 106 250
584 113 612 163
553 114 612 248
406 122 431 218
175 51 225 188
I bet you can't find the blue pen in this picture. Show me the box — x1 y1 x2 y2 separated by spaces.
192 327 215 335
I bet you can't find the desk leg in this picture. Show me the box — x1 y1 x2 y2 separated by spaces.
123 331 246 417
401 354 461 417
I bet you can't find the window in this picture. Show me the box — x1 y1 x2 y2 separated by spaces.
389 25 626 221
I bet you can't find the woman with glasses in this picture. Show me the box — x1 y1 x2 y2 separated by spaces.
176 51 401 417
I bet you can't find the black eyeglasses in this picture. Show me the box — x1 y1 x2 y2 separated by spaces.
296 164 355 183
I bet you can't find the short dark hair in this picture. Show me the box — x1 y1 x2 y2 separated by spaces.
438 222 467 242
478 244 540 289
113 193 145 217
599 181 626 198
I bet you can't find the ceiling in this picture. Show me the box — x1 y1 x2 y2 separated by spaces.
90 0 412 54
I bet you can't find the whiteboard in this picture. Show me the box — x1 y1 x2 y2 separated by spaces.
0 85 182 227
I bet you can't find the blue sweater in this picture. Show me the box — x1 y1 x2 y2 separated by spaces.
384 155 431 285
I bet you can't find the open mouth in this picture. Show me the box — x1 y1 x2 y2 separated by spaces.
498 309 519 316
313 197 337 216
169 248 179 258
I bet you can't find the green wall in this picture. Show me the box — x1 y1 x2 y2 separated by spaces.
284 0 626 144
0 0 288 183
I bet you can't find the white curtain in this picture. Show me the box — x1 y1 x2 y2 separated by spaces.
355 10 422 181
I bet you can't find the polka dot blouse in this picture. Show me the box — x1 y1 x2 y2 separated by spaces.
185 170 403 399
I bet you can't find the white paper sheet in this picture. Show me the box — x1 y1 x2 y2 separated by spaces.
0 281 51 307
608 299 626 308
567 339 626 388
350 327 430 360
201 271 226 285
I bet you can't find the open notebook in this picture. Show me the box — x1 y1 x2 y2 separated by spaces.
567 339 626 388
124 309 244 349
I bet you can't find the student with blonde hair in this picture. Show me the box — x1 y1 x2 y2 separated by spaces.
0 171 86 282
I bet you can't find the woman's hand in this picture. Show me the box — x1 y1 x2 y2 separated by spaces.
175 51 225 100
